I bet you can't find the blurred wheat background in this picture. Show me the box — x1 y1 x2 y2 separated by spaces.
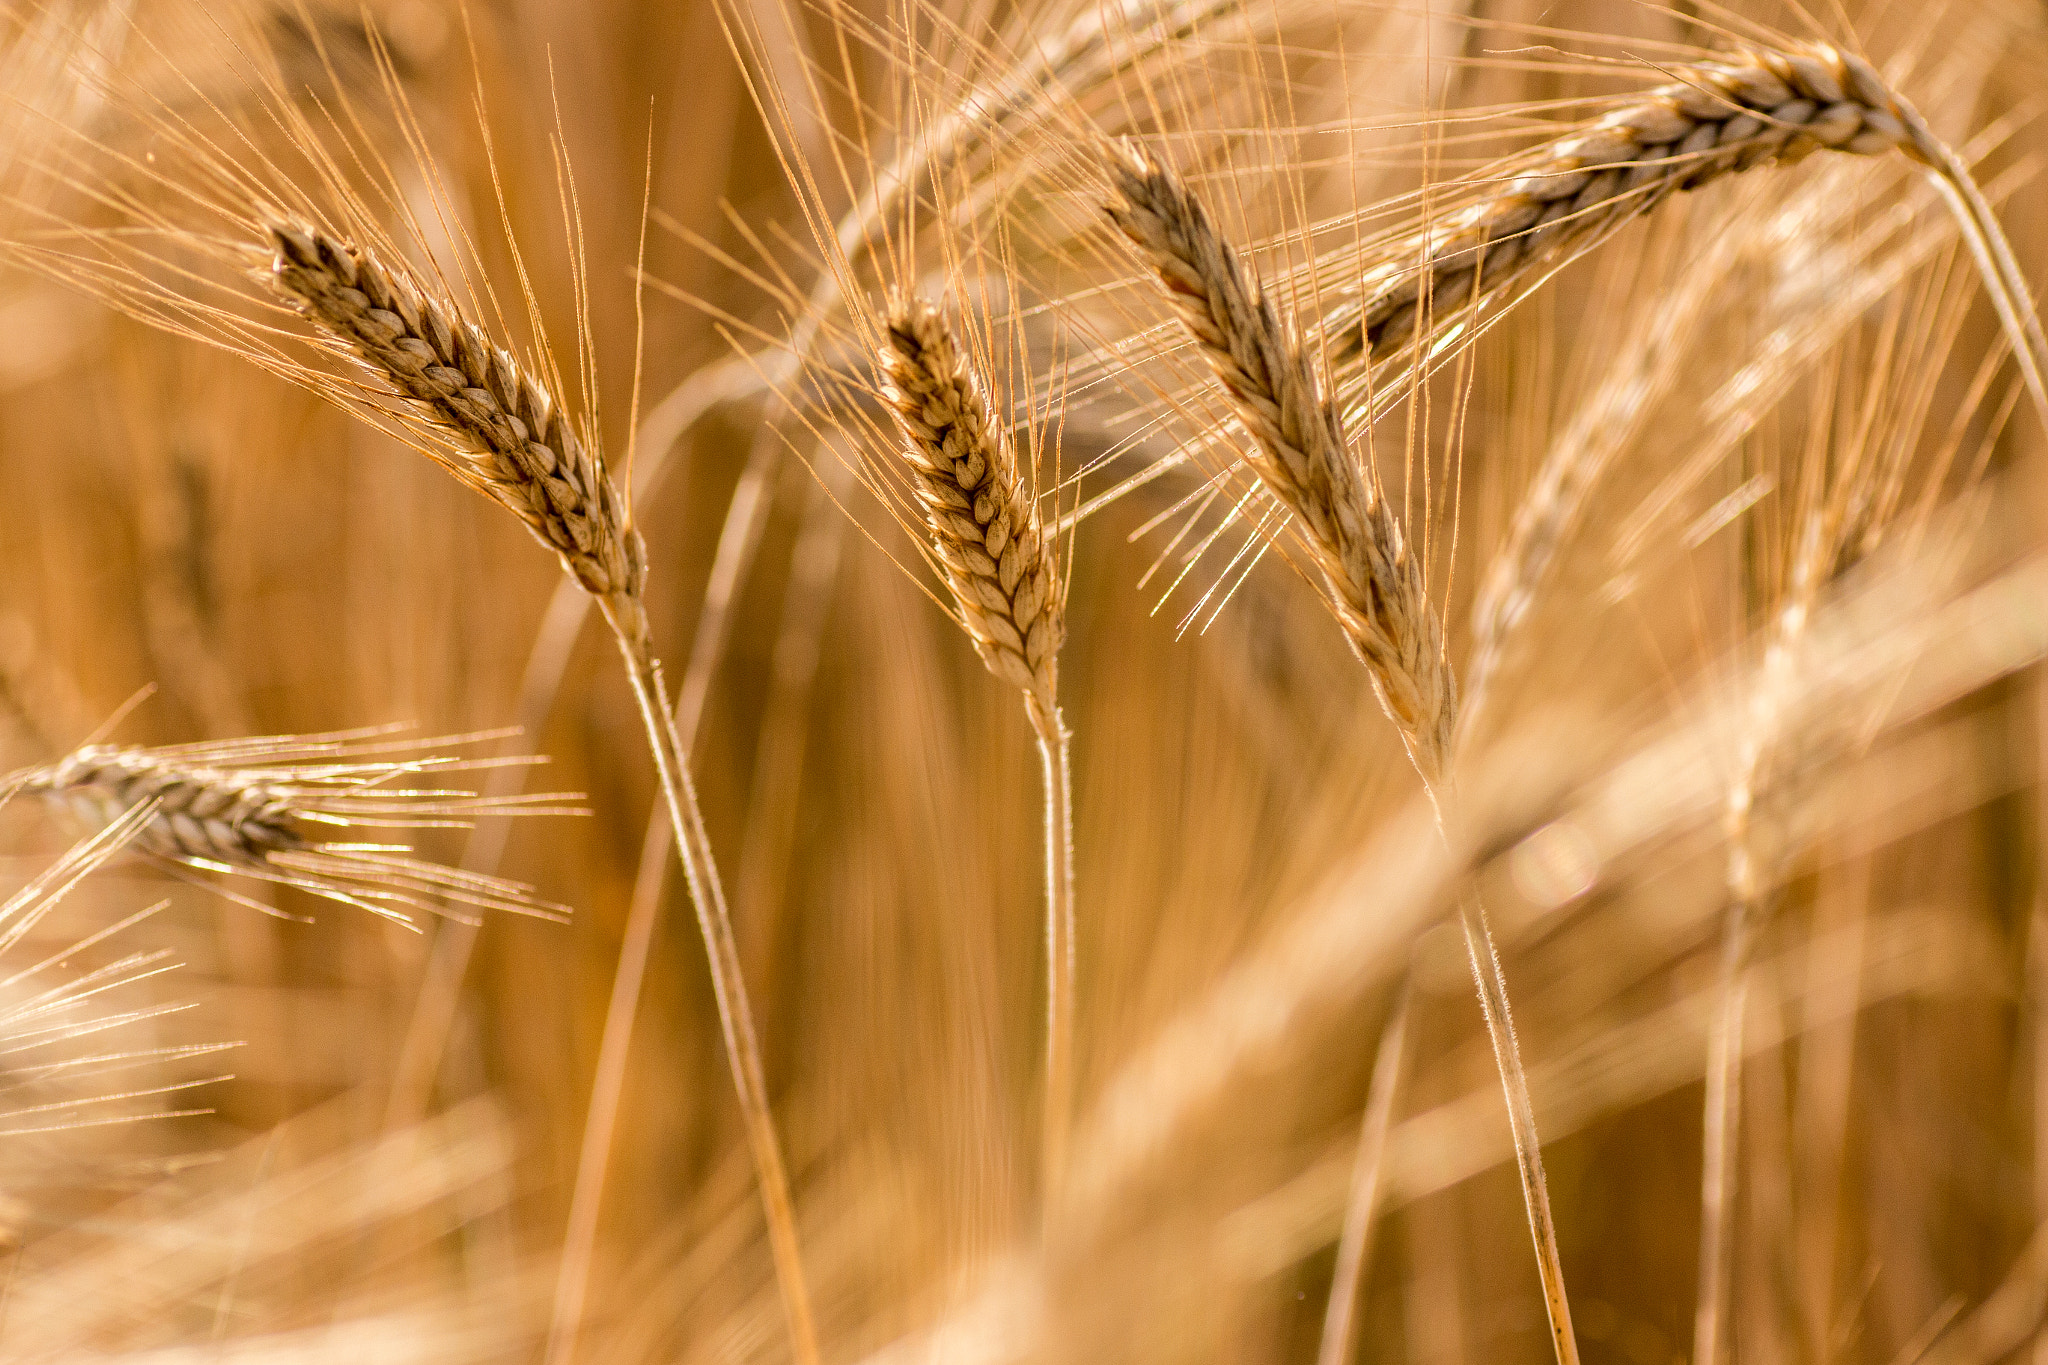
0 0 2044 1362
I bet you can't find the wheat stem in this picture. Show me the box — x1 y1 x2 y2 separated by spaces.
877 296 1074 1197
1030 697 1079 1203
1316 977 1411 1365
1453 880 1579 1365
610 624 820 1365
1694 877 1757 1365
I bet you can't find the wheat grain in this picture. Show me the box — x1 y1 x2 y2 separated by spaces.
1331 44 1939 368
1105 143 1454 775
265 223 651 646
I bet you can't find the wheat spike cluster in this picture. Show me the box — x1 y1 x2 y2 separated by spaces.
0 2 2046 1364
26 745 310 862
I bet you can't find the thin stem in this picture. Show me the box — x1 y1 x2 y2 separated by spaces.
1029 697 1078 1206
1695 883 1757 1365
543 804 672 1365
1922 157 2048 432
1316 978 1412 1365
1422 769 1580 1365
1453 886 1580 1365
603 613 820 1365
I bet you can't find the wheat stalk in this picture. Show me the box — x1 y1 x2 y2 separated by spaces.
267 224 650 645
1315 978 1411 1365
1334 45 1923 364
1105 142 1579 1365
876 294 1078 1196
262 223 821 1365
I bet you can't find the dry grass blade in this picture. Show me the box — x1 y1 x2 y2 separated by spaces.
1103 141 1576 1365
1104 142 1453 777
877 293 1078 1197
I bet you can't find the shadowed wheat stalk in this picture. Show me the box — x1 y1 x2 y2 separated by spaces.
876 293 1076 1196
261 222 822 1365
1104 141 1578 1365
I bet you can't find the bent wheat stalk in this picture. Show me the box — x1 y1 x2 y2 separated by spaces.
1106 144 1579 1365
1329 43 2047 425
264 224 821 1365
876 295 1076 1198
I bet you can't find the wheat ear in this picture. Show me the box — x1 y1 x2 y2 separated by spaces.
1332 43 2048 425
1104 146 1452 775
15 735 574 925
264 224 820 1365
267 224 650 645
1105 144 1580 1365
876 295 1078 1198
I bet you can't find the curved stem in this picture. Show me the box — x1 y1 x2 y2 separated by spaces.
607 621 820 1365
1316 978 1412 1365
1422 766 1580 1365
1923 156 2048 432
1029 698 1079 1208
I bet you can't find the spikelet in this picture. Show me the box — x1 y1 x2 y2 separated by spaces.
12 730 578 927
1105 144 1454 774
1332 44 1937 366
264 223 651 646
877 296 1065 714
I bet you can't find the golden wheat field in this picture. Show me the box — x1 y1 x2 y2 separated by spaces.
0 0 2044 1361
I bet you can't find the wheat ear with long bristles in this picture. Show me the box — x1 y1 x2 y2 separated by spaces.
13 734 579 925
1104 146 1453 777
263 223 820 1365
1105 143 1579 1365
1329 44 2048 424
267 224 650 644
876 294 1077 1199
